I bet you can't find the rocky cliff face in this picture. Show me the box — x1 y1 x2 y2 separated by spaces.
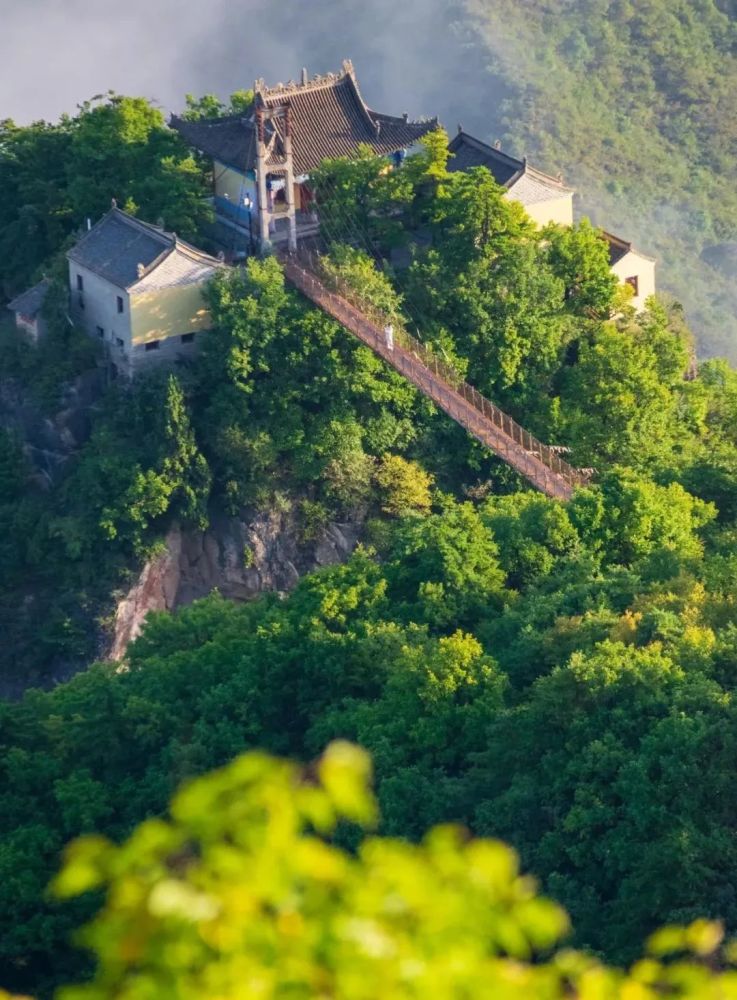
0 368 361 675
0 370 104 486
109 507 363 660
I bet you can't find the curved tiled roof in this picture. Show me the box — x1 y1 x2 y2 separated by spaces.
603 231 657 265
448 131 524 185
508 167 571 205
170 114 259 173
448 130 573 205
67 208 223 290
171 61 438 177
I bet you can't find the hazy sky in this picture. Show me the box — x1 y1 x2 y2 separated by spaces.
1 0 501 135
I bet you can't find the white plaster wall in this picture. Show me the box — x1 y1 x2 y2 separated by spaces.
129 330 201 375
14 313 40 342
611 252 656 312
68 260 132 364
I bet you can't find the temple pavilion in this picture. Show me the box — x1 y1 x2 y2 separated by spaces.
171 60 438 252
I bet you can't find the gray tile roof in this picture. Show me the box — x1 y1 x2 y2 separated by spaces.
7 278 51 316
67 209 222 290
448 131 524 185
507 168 572 205
132 243 224 292
448 131 574 204
170 114 259 173
603 231 656 265
171 60 437 176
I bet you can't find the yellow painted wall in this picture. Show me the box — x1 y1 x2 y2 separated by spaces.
509 193 574 228
130 283 213 345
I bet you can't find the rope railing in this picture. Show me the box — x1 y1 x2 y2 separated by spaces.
280 249 591 499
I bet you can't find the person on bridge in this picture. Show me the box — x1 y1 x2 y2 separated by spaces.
384 323 394 351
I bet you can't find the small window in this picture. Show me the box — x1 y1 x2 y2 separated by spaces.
625 275 639 296
78 294 85 310
96 326 104 339
76 274 84 291
116 296 124 314
145 340 160 352
116 337 124 348
180 332 195 344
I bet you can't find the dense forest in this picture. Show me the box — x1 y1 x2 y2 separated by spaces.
4 81 737 997
464 0 737 360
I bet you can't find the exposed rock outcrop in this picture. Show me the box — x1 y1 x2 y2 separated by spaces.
0 370 104 486
109 507 363 661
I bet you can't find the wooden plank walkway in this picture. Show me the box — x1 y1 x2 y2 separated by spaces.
281 255 589 500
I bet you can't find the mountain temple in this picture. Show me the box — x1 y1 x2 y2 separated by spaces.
8 60 658 374
171 60 438 253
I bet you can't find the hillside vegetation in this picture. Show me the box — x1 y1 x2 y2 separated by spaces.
5 98 737 996
33 743 737 999
463 0 737 359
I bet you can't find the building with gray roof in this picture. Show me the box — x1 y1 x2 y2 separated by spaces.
67 208 224 376
172 60 438 251
7 279 51 342
448 129 575 228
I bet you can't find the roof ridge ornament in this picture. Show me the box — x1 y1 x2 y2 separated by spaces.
262 69 344 99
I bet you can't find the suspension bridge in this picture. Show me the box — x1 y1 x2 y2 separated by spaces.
280 251 590 501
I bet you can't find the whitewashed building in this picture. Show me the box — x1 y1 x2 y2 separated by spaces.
447 129 655 311
448 130 574 228
67 208 224 376
604 231 657 312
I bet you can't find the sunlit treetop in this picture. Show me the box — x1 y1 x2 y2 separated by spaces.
41 742 737 1000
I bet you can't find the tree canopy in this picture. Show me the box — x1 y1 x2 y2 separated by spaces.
20 743 737 1000
5 84 737 1000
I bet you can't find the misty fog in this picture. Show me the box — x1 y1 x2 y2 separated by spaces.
1 0 503 136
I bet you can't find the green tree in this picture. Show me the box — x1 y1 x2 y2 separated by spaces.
569 469 715 568
474 640 737 962
560 317 690 468
181 89 254 121
311 146 414 249
65 95 210 238
374 454 434 516
52 373 211 560
544 218 619 318
382 500 505 631
196 257 424 510
0 117 74 295
0 95 210 299
51 743 737 1000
